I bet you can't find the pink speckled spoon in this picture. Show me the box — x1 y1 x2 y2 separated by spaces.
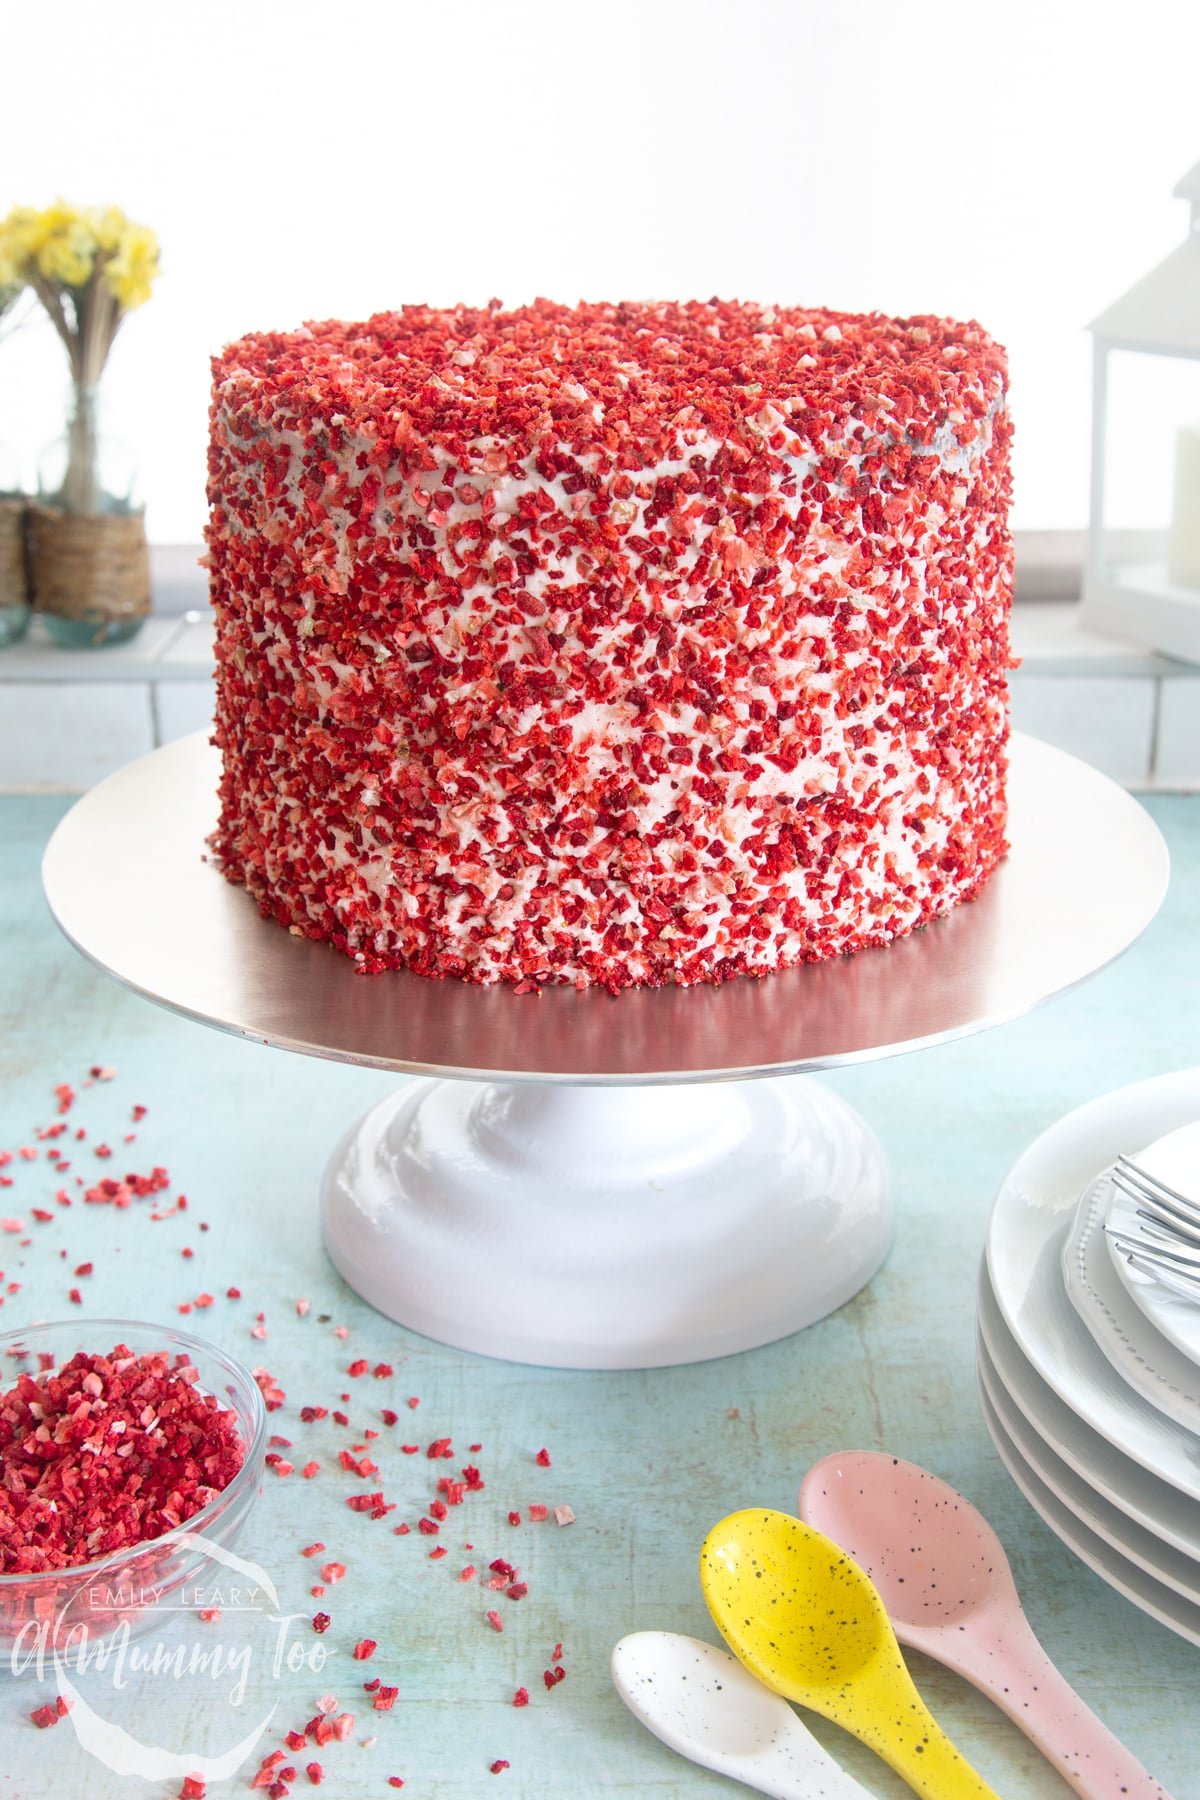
799 1451 1172 1800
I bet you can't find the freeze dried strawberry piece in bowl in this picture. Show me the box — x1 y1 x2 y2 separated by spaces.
0 1320 266 1649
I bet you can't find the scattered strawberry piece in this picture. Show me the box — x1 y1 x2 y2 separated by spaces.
253 1368 285 1410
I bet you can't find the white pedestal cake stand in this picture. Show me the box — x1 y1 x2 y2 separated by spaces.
42 733 1167 1369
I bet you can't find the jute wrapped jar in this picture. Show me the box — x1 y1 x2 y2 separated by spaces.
0 499 30 647
28 504 150 647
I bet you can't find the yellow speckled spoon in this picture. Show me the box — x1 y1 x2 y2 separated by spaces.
700 1509 1001 1800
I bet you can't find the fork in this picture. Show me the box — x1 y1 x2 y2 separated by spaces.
1105 1229 1200 1303
1111 1154 1200 1248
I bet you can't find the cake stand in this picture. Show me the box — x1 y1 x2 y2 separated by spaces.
42 733 1167 1368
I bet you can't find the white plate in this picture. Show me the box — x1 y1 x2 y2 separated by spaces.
976 1267 1200 1561
1061 1171 1200 1435
976 1374 1200 1649
1108 1119 1200 1366
977 1332 1200 1605
985 1068 1200 1501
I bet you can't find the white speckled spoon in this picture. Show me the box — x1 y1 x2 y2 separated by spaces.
799 1451 1173 1800
611 1630 876 1799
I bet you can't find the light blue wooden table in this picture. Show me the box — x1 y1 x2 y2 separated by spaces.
0 793 1196 1798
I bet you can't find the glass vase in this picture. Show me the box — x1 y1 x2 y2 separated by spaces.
34 382 149 647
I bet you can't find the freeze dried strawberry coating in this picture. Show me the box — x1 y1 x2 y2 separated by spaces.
207 298 1012 989
0 1346 244 1571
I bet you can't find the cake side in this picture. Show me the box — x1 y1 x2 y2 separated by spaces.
206 299 1012 989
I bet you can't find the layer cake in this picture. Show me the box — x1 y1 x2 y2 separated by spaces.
206 300 1012 990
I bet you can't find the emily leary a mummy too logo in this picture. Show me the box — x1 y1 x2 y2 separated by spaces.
10 1532 330 1782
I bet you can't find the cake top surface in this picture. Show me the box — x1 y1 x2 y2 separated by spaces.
212 299 1006 463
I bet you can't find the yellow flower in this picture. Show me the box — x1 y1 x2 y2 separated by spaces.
102 222 160 310
0 206 40 286
37 230 95 287
29 199 97 288
85 205 129 254
0 238 20 292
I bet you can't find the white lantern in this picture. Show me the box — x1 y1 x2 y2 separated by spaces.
1081 158 1200 663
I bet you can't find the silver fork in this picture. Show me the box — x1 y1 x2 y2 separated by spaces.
1106 1153 1200 1305
1106 1228 1200 1303
1111 1153 1200 1248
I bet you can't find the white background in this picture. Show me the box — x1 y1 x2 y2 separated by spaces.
2 0 1198 543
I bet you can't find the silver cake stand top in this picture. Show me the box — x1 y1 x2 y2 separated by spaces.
42 733 1168 1085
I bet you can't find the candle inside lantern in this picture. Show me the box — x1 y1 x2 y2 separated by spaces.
1167 423 1200 589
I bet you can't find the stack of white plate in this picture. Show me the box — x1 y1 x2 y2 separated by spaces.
978 1067 1200 1646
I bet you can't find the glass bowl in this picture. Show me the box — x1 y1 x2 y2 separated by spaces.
0 1320 267 1657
